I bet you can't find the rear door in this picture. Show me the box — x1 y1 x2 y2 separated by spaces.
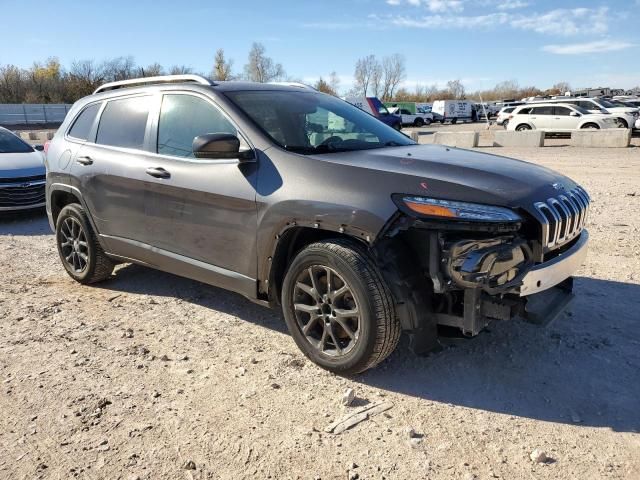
71 94 155 244
142 91 259 283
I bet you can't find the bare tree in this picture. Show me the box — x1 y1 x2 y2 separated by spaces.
381 54 406 100
168 65 194 75
314 77 336 95
551 81 571 95
354 55 379 96
244 42 285 83
446 79 466 99
212 49 234 81
102 56 136 82
328 71 341 95
0 65 26 103
136 63 165 77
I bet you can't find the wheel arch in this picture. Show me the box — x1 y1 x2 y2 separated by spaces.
48 184 104 248
265 225 369 304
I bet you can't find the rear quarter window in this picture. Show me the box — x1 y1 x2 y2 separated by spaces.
67 103 101 141
96 96 152 149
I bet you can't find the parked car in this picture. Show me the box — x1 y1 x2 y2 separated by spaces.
496 106 516 127
344 96 402 130
418 104 444 122
431 100 473 124
387 106 433 127
527 97 638 130
506 103 617 132
0 127 46 212
46 75 590 374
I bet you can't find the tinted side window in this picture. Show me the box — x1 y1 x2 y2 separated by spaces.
96 96 151 149
157 94 236 158
554 106 572 116
517 107 532 115
532 106 553 115
68 103 100 141
578 101 594 110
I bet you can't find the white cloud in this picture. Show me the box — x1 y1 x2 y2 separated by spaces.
390 12 508 29
386 0 465 12
496 0 528 10
511 7 609 36
543 40 636 55
380 5 612 37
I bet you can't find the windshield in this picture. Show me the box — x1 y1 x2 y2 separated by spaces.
225 90 415 154
0 129 34 154
595 99 615 108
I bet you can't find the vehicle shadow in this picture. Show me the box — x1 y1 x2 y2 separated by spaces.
0 208 49 236
98 263 288 334
98 264 640 432
357 276 640 433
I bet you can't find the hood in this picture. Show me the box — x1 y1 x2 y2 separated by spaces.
0 151 45 179
318 144 577 212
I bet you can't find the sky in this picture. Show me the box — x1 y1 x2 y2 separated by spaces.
2 0 639 93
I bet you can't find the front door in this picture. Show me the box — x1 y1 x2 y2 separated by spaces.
142 92 259 288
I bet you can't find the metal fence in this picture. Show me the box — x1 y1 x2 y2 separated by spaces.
0 104 72 125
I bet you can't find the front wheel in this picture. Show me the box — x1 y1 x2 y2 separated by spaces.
281 239 400 374
55 203 114 284
617 118 628 129
581 123 600 130
413 118 424 127
516 124 532 131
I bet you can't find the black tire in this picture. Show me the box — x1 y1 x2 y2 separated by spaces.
281 239 400 374
440 119 445 124
617 118 628 129
516 124 531 131
502 120 509 129
413 118 424 127
581 123 600 130
451 118 458 124
55 203 114 284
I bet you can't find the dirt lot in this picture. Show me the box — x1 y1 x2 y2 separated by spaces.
1 145 639 480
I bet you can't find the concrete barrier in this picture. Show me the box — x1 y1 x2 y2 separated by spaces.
433 131 479 148
570 128 631 148
493 130 545 147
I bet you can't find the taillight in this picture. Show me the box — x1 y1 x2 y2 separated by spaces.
44 141 50 154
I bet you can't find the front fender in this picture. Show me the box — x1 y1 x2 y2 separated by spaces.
255 199 393 288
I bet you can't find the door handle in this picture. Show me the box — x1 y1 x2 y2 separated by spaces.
76 156 93 166
146 167 171 179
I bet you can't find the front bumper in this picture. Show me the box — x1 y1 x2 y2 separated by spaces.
519 230 589 296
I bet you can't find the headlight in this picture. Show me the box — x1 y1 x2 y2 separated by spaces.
395 196 522 222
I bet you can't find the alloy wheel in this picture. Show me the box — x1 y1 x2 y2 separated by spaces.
292 265 360 357
59 217 89 273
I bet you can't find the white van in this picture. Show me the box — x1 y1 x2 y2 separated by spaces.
431 100 473 124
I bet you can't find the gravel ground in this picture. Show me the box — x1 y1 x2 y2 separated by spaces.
0 146 639 480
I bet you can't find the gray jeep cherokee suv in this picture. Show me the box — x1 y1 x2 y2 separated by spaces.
46 75 590 374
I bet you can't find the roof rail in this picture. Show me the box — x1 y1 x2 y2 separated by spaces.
93 74 214 95
267 81 317 91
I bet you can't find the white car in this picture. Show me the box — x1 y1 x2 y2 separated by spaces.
388 107 433 127
528 97 638 130
0 127 46 211
506 103 618 132
496 106 516 127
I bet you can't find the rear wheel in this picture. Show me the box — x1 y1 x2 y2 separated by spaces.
451 118 457 124
617 118 628 129
413 118 424 127
516 124 531 131
55 203 114 284
281 239 400 374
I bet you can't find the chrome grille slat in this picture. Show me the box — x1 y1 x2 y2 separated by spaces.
534 186 590 250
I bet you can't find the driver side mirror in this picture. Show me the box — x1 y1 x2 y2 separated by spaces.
192 133 255 161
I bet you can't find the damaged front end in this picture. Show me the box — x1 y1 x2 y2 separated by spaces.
377 195 588 348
